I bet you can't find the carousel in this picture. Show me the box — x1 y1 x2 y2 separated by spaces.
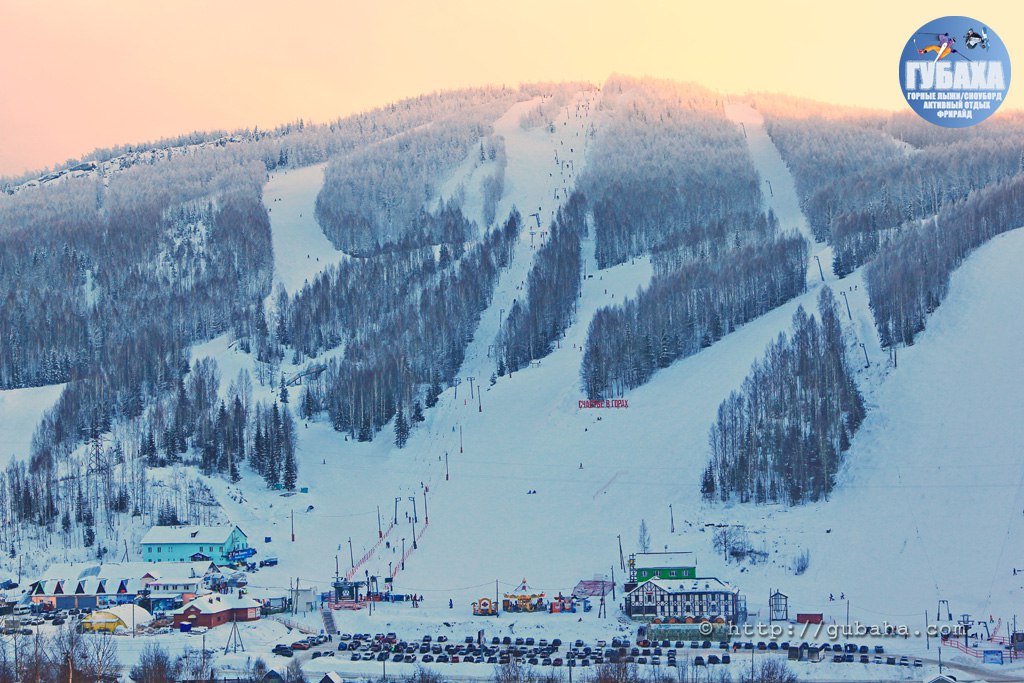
502 578 546 613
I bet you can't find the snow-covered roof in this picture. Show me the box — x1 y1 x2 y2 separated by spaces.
635 551 696 568
141 525 243 545
36 561 218 585
173 593 260 615
627 577 737 595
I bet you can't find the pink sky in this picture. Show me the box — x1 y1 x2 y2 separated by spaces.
1 0 1020 177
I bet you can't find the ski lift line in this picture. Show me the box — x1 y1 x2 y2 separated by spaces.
981 449 1024 616
894 464 942 595
361 580 497 593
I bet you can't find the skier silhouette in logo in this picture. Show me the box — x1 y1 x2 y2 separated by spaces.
917 33 959 60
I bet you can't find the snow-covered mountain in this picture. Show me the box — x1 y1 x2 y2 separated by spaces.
2 80 1022 680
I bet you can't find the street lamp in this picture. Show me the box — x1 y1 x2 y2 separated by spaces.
408 496 418 523
393 497 400 525
401 539 406 570
839 291 853 321
410 513 418 550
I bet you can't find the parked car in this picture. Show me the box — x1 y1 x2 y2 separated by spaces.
291 642 310 650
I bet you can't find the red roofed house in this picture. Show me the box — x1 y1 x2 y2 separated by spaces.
172 592 261 628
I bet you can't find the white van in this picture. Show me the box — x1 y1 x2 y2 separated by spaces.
12 605 31 616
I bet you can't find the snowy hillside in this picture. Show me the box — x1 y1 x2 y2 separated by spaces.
193 93 1024 629
263 162 349 300
0 383 64 469
6 82 1024 683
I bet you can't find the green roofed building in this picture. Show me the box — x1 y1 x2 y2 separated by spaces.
629 552 697 584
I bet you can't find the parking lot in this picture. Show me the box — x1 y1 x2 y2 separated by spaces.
268 632 925 672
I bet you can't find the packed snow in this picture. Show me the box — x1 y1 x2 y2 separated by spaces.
17 93 1024 683
263 162 349 302
0 383 64 469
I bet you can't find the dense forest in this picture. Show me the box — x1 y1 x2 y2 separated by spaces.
704 288 866 505
0 86 546 562
757 96 1024 275
293 210 522 442
581 233 807 399
866 173 1024 348
495 192 585 375
580 76 762 268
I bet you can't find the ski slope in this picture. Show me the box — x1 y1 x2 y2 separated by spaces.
94 93 1024 681
263 162 348 301
0 383 64 469
725 103 834 284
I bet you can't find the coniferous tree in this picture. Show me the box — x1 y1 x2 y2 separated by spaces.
394 404 410 449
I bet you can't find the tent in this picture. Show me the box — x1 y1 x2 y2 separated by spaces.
82 604 153 632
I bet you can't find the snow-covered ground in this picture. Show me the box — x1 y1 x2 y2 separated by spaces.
725 103 835 284
0 383 64 469
14 92 1023 683
262 162 349 302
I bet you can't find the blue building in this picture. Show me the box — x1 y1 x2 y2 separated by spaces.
141 525 249 564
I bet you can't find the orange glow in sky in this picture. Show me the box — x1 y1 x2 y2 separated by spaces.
1 0 1020 176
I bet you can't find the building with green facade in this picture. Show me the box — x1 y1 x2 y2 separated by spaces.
630 552 697 584
141 525 249 564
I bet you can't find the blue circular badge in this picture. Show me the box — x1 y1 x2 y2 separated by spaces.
900 16 1011 127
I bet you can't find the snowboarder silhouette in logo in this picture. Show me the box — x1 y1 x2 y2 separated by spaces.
964 27 989 50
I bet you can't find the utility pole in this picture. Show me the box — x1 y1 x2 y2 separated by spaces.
859 342 870 368
410 512 418 549
926 611 930 650
766 179 773 197
445 452 449 480
846 599 850 628
408 496 418 523
453 377 460 400
291 509 295 542
423 489 428 524
459 425 463 453
618 535 625 571
348 537 355 569
840 291 853 320
669 504 675 533
467 377 476 400
611 566 616 600
401 538 406 570
813 255 824 282
478 390 482 413
394 497 400 525
377 506 383 538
